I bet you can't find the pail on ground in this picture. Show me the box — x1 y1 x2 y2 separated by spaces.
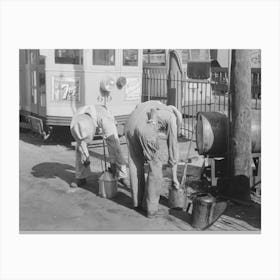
191 193 216 230
168 187 186 209
98 171 118 198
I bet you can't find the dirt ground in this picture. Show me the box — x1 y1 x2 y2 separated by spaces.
19 130 261 232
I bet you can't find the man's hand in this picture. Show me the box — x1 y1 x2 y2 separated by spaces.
171 163 180 189
172 179 180 190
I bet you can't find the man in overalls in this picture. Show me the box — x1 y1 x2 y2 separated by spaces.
70 104 129 188
125 101 182 218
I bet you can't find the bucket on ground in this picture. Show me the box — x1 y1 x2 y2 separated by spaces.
164 178 186 209
168 187 186 210
191 193 216 230
98 171 118 198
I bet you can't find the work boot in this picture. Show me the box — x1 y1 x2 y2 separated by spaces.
70 178 86 188
147 208 168 219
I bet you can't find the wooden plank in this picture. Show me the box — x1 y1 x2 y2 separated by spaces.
207 214 259 231
220 215 258 231
217 217 247 231
207 224 222 231
211 218 239 231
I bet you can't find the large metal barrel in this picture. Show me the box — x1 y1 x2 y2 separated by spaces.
196 110 261 157
196 112 229 157
251 110 261 153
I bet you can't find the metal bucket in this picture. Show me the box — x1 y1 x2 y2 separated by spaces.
168 187 186 209
98 171 118 199
191 193 216 230
165 178 186 209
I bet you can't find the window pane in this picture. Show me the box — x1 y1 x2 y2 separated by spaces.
30 51 37 64
185 49 211 79
143 49 166 66
92 50 115 65
149 53 165 65
190 49 210 61
123 49 138 66
187 62 210 79
25 50 29 64
210 49 218 60
32 71 37 86
55 49 83 65
39 55 46 65
39 72 46 107
181 50 191 64
32 88 37 104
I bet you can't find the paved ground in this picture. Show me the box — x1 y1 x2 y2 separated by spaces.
19 130 261 232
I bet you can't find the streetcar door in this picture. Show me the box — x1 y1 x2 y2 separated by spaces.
30 50 46 116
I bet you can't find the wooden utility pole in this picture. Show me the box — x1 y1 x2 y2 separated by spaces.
227 49 252 202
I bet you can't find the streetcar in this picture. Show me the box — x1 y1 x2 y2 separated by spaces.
19 49 143 138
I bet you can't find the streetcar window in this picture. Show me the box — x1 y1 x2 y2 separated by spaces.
30 50 38 65
25 50 29 64
92 50 115 65
123 49 138 66
55 50 83 65
39 55 46 65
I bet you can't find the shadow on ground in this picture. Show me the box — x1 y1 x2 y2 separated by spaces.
30 161 135 212
30 162 261 230
159 192 261 230
20 130 73 147
31 162 76 185
223 200 261 229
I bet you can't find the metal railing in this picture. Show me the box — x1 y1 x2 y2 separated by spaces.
142 67 168 103
142 67 261 139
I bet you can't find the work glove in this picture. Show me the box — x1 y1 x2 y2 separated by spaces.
83 157 91 167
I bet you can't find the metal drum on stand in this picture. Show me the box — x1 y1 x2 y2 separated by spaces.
196 112 229 157
251 110 261 153
196 110 261 157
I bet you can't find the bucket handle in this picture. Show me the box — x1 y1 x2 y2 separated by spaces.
102 134 107 171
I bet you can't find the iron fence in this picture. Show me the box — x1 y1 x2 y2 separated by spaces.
142 67 261 139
